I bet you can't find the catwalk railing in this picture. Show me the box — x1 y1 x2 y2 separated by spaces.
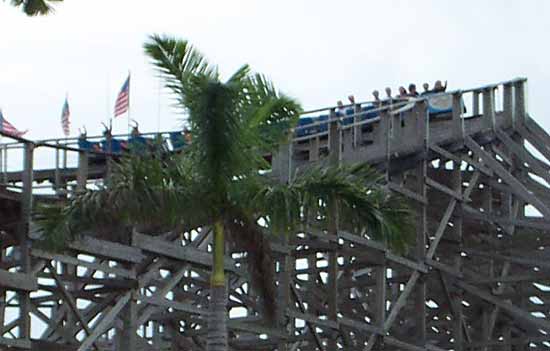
0 78 526 192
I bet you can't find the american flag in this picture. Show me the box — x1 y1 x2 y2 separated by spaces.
61 97 70 136
0 109 27 138
114 74 130 117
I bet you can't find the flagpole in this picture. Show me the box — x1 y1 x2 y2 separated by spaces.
107 71 111 136
64 92 68 142
127 70 131 136
64 93 68 170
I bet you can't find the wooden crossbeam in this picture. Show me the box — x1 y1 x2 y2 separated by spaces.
426 199 457 259
465 137 550 217
0 268 37 291
426 177 463 201
384 271 420 331
290 284 325 350
137 295 204 316
0 336 32 349
31 249 135 279
457 281 550 332
388 181 428 204
47 263 98 350
77 292 131 351
136 265 192 326
69 237 146 264
438 272 471 343
482 262 510 351
132 232 245 276
524 116 550 160
495 129 550 183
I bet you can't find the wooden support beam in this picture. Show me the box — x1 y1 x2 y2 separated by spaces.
31 249 135 279
457 281 550 332
426 177 463 201
132 232 245 276
518 123 550 163
0 269 37 291
426 199 457 259
289 284 325 350
465 136 550 217
14 141 34 345
429 144 462 165
47 263 98 350
69 237 146 264
0 336 32 349
482 262 510 351
388 181 428 204
495 129 550 184
136 265 189 326
76 291 131 351
384 271 420 331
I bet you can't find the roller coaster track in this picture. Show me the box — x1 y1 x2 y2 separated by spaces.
2 78 550 350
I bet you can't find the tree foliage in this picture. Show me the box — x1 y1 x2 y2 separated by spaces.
9 0 63 16
36 34 414 324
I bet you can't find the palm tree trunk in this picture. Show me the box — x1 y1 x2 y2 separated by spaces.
208 221 228 351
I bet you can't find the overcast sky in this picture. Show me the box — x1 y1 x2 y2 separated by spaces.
1 0 550 140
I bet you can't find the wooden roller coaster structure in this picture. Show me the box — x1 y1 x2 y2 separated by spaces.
1 78 550 350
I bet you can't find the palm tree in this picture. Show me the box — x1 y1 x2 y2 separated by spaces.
8 0 63 16
37 34 414 351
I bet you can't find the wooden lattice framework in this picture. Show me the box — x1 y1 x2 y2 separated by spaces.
2 78 550 350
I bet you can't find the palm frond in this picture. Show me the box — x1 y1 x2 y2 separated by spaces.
10 0 61 16
184 73 265 205
251 163 414 253
35 154 209 251
144 34 217 112
242 74 301 152
34 189 130 251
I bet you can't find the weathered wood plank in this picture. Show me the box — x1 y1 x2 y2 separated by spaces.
465 137 550 217
132 232 244 276
0 336 32 349
457 281 550 332
31 249 135 279
69 237 146 264
76 292 131 351
384 271 420 331
426 199 457 259
137 294 205 316
0 268 37 291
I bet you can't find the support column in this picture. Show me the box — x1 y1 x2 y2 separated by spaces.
374 261 386 345
482 88 495 131
327 114 341 349
277 235 292 351
415 100 428 346
117 292 138 351
452 92 465 142
329 110 341 164
77 151 88 191
502 323 512 351
503 83 514 128
0 243 5 339
452 160 464 351
473 91 481 116
18 142 33 346
514 80 526 127
353 103 361 148
415 159 427 346
54 142 61 193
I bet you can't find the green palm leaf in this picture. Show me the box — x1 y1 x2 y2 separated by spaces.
10 0 62 16
252 163 414 254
